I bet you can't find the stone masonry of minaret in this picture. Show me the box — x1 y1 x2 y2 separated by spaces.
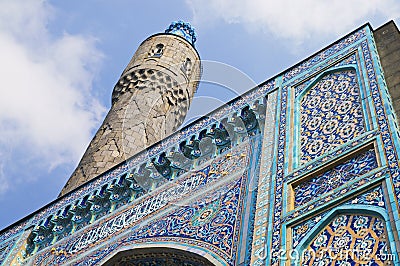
60 23 201 196
374 21 400 127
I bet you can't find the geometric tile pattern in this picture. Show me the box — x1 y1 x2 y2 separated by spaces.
300 69 365 163
250 90 279 266
295 54 358 96
269 26 393 265
292 186 386 248
302 214 390 265
79 177 246 266
128 179 241 256
361 38 400 199
0 238 16 265
286 132 378 183
293 148 378 207
285 170 387 225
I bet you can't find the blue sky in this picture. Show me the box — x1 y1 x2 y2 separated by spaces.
0 0 399 229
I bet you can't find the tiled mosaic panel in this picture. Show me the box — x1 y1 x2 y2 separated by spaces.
251 90 278 266
128 179 240 254
51 176 247 266
295 54 358 96
32 142 252 265
23 142 250 257
286 170 387 226
3 24 400 266
0 238 16 265
293 147 378 208
292 186 386 248
0 84 273 246
300 69 365 164
302 214 390 265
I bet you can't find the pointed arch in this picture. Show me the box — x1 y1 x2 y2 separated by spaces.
295 205 397 265
296 67 366 164
99 242 228 266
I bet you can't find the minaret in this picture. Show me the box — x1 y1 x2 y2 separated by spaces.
60 21 201 196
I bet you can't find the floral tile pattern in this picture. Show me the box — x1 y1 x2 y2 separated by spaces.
293 148 378 207
300 69 365 163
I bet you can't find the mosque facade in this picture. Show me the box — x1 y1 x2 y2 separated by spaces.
0 21 400 265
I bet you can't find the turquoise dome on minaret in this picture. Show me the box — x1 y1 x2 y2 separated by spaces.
165 20 197 45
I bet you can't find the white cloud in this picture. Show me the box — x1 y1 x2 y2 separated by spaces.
0 0 105 191
187 0 400 43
